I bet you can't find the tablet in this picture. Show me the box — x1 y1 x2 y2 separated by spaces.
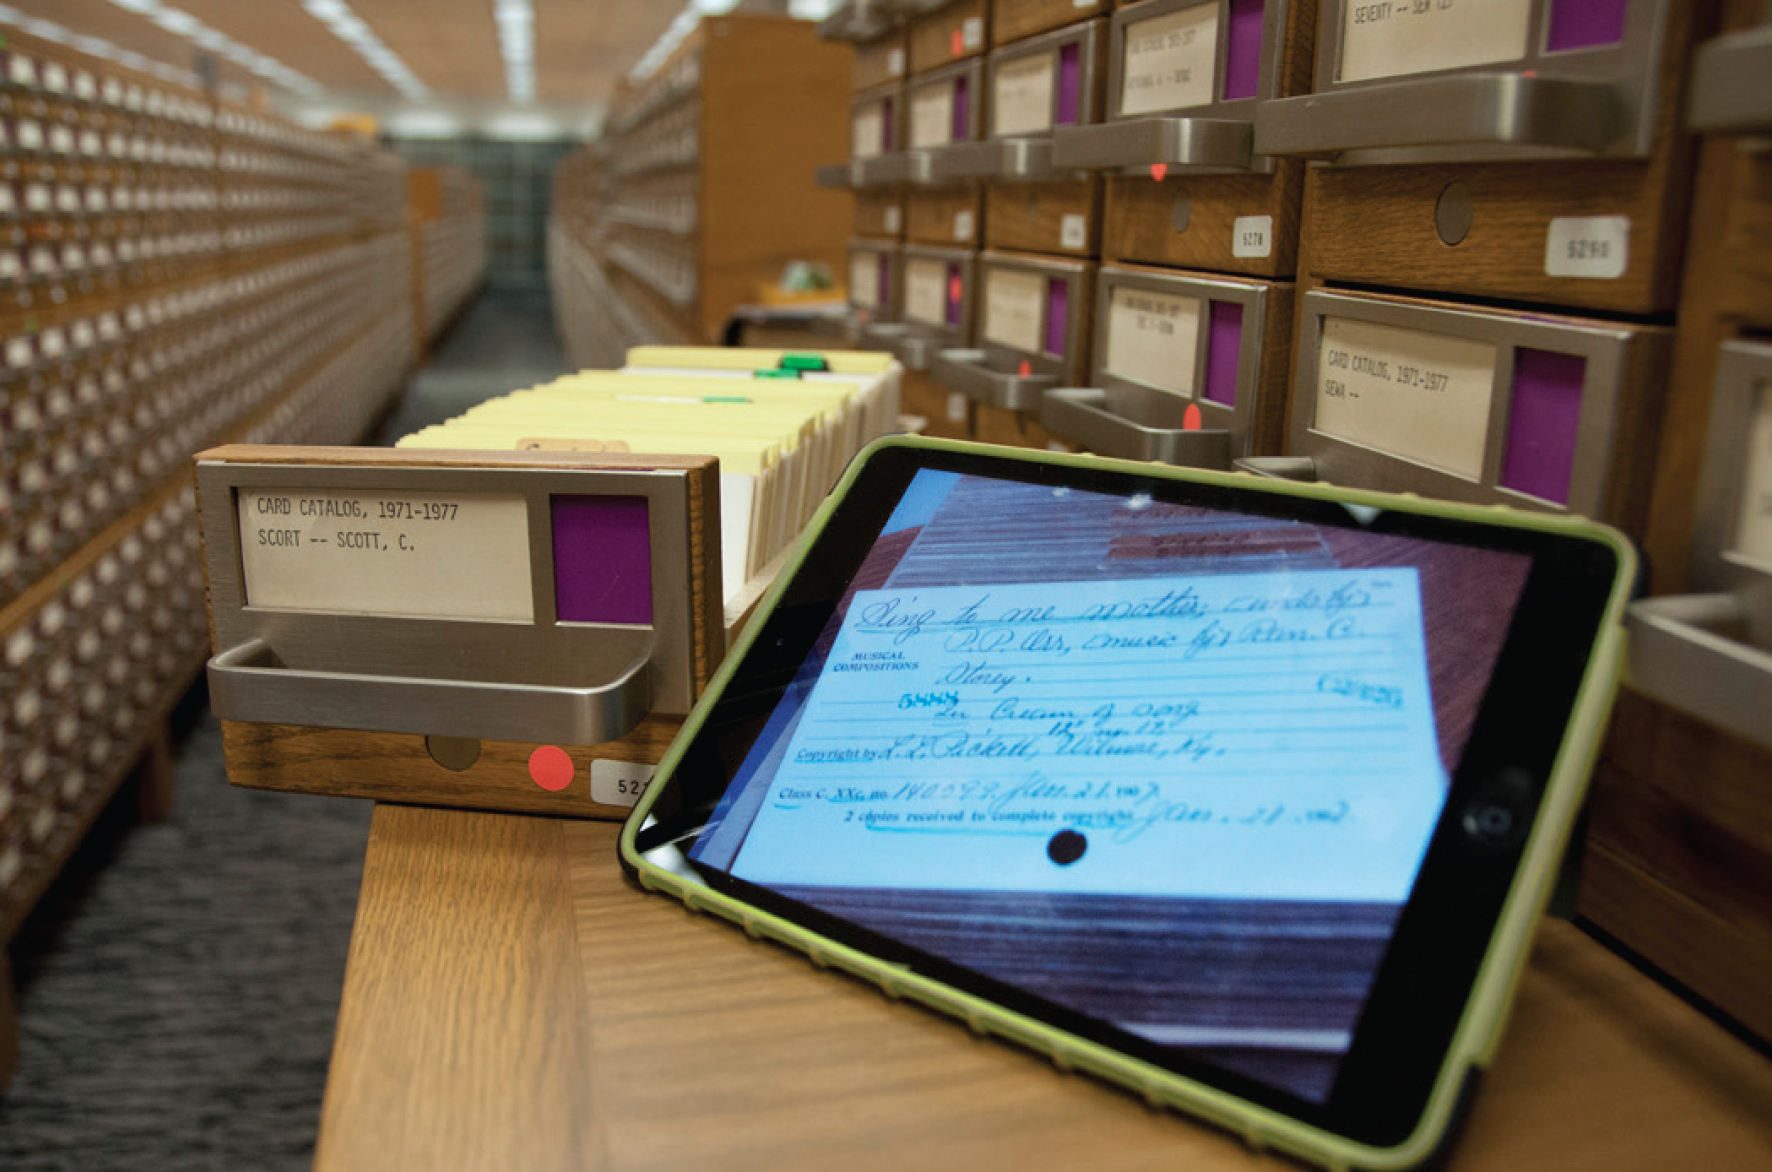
621 436 1634 1170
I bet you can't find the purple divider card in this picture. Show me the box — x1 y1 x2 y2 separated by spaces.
1499 348 1586 505
878 253 892 309
1546 0 1629 52
1223 0 1265 102
1044 278 1069 358
882 96 896 152
1057 43 1082 125
552 495 653 625
1204 301 1244 407
945 262 963 327
953 76 971 141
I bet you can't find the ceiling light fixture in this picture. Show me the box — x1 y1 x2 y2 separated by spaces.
492 0 535 103
300 0 429 100
0 3 202 87
97 0 325 96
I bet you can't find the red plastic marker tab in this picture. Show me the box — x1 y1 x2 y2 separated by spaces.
1018 359 1032 377
1183 403 1203 431
529 745 575 792
949 273 962 305
1150 163 1168 182
951 28 964 56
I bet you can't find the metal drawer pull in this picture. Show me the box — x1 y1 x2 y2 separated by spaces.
1626 594 1772 755
208 637 654 747
1041 388 1232 469
930 349 1056 411
1051 118 1254 172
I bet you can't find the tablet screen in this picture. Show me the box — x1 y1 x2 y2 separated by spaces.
675 464 1534 1106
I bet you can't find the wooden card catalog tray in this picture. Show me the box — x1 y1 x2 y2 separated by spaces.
931 249 1095 408
864 243 978 371
1041 263 1290 467
1275 290 1666 534
194 446 722 819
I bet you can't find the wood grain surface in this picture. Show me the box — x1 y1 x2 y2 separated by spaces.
853 32 907 92
220 718 682 820
901 367 975 440
854 190 907 240
1103 167 1308 280
907 185 986 247
992 0 1109 46
909 0 989 74
314 810 1772 1172
984 179 1102 258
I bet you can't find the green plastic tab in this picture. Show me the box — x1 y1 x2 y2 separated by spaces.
754 369 801 380
779 352 829 372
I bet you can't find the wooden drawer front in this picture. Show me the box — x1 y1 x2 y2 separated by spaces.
906 185 983 246
1269 0 1705 315
854 33 908 92
931 251 1096 401
1043 263 1289 462
1288 289 1668 534
854 190 906 239
1582 687 1772 1044
1102 169 1301 278
848 239 901 321
851 82 904 159
1258 0 1676 165
1680 339 1772 593
993 0 1110 45
1049 0 1312 175
906 59 986 150
984 179 1101 257
901 367 976 440
1718 147 1772 327
910 0 991 74
900 244 979 345
987 19 1108 139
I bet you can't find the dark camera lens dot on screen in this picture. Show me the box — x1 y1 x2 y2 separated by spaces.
1047 830 1087 866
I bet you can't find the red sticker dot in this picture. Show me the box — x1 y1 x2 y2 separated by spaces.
1183 403 1203 431
529 745 575 791
951 28 963 56
1150 163 1168 183
1018 359 1032 377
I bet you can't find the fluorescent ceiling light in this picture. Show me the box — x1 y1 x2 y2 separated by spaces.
94 0 325 96
301 0 429 100
492 0 535 103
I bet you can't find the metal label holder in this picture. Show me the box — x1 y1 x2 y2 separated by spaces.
932 251 1093 408
1627 340 1772 753
933 20 1105 184
1051 0 1289 174
1255 0 1672 165
1039 266 1273 468
865 243 976 371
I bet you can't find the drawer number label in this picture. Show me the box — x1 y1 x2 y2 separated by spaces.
592 759 657 808
1232 215 1273 258
1545 216 1630 280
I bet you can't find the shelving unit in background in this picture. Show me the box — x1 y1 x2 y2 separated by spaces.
549 12 852 366
0 29 416 1090
406 165 487 360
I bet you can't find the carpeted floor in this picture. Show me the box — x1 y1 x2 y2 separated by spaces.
0 289 566 1169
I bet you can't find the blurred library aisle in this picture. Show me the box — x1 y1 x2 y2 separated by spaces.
0 288 564 1171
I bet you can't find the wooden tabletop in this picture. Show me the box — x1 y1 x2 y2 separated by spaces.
314 805 1772 1172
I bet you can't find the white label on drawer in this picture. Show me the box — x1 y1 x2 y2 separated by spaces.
888 46 906 76
946 391 969 423
1340 0 1531 83
592 758 657 807
17 120 43 151
851 251 882 308
236 488 534 621
910 83 955 148
884 205 902 233
1314 316 1498 481
954 209 975 242
853 103 885 158
963 16 984 50
1105 285 1203 393
1122 3 1219 115
1061 213 1087 250
984 268 1045 353
1737 382 1772 567
905 257 948 324
994 53 1055 136
1544 215 1629 280
1233 214 1273 258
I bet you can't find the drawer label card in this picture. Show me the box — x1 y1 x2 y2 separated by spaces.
905 258 948 324
1314 317 1497 481
592 759 657 807
888 46 906 76
1544 216 1630 280
1105 285 1204 394
1060 213 1088 250
884 205 902 233
954 209 975 242
1233 215 1273 258
911 83 955 148
1737 383 1772 567
853 104 885 158
851 251 883 308
1340 0 1532 83
237 489 534 621
963 16 984 50
984 269 1046 353
1122 3 1219 115
946 390 969 423
995 53 1056 136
